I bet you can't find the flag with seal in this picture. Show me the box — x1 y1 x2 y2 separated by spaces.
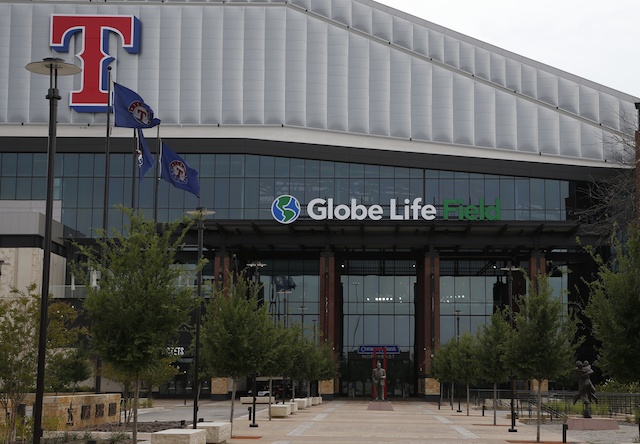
113 83 161 128
160 142 200 197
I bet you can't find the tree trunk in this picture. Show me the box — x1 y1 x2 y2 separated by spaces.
268 377 273 420
536 379 542 442
133 375 140 444
229 378 237 435
493 382 497 425
466 383 470 415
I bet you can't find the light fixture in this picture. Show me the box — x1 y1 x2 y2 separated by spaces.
26 57 81 444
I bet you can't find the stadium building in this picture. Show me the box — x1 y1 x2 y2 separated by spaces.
0 0 637 399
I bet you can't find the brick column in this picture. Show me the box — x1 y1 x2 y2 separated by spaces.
319 252 338 398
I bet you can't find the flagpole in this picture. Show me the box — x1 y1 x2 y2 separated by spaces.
153 126 160 223
96 66 112 395
131 128 137 209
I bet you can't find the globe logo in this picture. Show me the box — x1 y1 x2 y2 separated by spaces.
271 195 301 224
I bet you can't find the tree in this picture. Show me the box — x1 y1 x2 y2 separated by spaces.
0 285 83 443
507 273 579 442
475 311 511 425
431 340 455 408
46 348 92 394
449 333 477 415
585 224 640 385
73 208 196 443
200 273 277 434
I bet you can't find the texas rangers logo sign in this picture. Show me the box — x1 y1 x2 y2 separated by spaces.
168 160 189 184
50 14 141 113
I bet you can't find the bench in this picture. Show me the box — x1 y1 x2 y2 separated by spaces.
151 428 207 444
197 422 232 443
270 403 291 418
284 401 298 413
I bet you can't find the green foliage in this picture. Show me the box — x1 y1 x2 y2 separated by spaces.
200 273 277 381
475 311 511 384
450 333 477 384
431 340 454 383
74 208 196 378
507 273 579 383
596 378 640 393
46 348 92 393
585 225 640 384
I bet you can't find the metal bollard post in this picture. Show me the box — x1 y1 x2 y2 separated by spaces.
248 407 252 421
482 405 485 416
562 423 567 443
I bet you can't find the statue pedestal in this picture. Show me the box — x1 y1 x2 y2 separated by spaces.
565 417 619 430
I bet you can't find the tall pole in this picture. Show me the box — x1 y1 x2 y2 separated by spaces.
455 309 461 412
26 57 81 444
501 265 518 433
187 208 213 429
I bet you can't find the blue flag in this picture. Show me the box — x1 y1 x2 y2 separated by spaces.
113 83 161 128
136 129 155 182
160 142 200 197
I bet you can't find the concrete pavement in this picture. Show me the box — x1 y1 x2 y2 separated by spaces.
130 397 584 443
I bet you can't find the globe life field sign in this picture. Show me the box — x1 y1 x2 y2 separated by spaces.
271 196 501 224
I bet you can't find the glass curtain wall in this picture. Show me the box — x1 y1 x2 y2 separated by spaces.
340 260 416 397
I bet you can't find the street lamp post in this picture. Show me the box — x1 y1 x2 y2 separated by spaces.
501 265 519 433
455 309 462 412
245 261 265 428
186 208 214 429
25 57 81 444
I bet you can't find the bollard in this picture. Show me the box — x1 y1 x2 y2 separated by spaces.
248 407 252 421
482 405 485 416
180 420 186 427
562 423 567 443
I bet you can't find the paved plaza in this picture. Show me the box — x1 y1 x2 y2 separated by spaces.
125 397 639 443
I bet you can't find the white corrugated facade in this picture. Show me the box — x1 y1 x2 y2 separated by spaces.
1 0 637 165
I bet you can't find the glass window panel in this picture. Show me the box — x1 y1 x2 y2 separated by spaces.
200 154 215 177
290 158 305 177
379 316 394 343
440 276 454 315
470 316 488 336
199 178 215 211
365 164 379 178
15 178 31 199
108 177 125 207
215 154 230 177
111 154 127 178
485 177 499 201
440 317 455 344
229 155 244 177
439 179 454 201
214 178 230 209
320 160 333 177
78 154 95 177
63 178 78 207
305 160 320 178
409 179 423 198
425 177 438 205
93 154 105 177
364 178 379 205
305 177 321 200
33 153 47 177
395 178 410 197
275 178 290 196
515 179 530 220
260 156 275 177
454 176 469 201
318 178 334 198
379 179 395 201
363 314 377 344
17 154 33 176
245 178 260 209
31 178 46 199
469 178 484 201
380 166 394 178
229 178 244 208
64 154 79 176
275 157 290 177
394 315 410 347
350 163 364 178
335 163 349 178
2 153 17 176
77 178 94 207
410 168 423 179
395 167 410 178
335 178 350 202
499 177 515 209
531 178 545 220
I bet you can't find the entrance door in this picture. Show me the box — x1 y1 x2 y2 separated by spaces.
340 259 416 397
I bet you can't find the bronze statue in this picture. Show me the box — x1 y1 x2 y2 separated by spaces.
572 360 597 417
372 361 386 401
